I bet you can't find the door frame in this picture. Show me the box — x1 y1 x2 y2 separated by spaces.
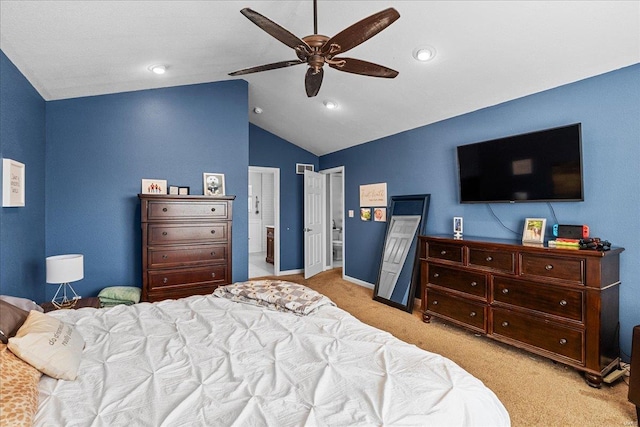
248 166 280 276
321 166 345 278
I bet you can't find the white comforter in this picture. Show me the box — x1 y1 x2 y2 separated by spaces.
35 294 509 426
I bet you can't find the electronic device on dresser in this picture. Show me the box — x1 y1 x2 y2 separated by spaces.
419 235 624 387
139 194 235 302
553 224 589 239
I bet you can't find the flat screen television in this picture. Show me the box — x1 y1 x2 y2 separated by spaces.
456 123 584 203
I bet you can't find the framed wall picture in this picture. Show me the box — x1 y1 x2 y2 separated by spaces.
141 179 167 194
2 158 25 207
373 207 386 222
360 208 372 221
203 173 225 196
522 218 546 243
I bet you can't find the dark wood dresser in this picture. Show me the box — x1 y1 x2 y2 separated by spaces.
139 194 235 302
420 235 624 387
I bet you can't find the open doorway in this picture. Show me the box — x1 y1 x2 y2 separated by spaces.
322 167 344 275
248 166 280 278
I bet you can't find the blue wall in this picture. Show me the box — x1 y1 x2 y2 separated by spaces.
249 124 318 271
320 63 640 359
0 51 46 301
45 81 249 299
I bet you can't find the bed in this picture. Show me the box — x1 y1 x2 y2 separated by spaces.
5 281 510 426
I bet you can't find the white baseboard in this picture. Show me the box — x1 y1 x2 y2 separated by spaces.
343 275 375 290
278 269 303 276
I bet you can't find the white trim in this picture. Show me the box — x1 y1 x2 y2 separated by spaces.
279 268 304 276
343 275 374 289
320 166 345 280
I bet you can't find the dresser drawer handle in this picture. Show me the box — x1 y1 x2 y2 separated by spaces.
210 230 216 234
163 277 168 284
433 273 440 278
501 321 509 327
470 281 477 287
559 338 567 345
162 231 168 236
211 251 216 256
162 207 168 212
485 256 493 262
211 272 216 278
469 311 477 317
545 264 554 270
162 255 168 259
559 300 567 306
432 300 438 305
502 288 509 294
440 250 447 255
211 207 216 212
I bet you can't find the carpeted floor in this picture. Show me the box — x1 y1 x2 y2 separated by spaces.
260 268 637 427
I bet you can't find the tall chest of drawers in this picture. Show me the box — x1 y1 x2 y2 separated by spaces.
139 194 235 302
420 235 624 387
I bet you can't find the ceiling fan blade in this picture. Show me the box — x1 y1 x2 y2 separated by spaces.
229 60 305 76
240 8 310 54
321 8 400 56
305 67 324 97
329 58 398 78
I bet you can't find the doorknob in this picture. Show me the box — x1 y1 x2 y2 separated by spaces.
304 228 312 232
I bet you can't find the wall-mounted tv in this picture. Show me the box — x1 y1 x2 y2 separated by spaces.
456 123 584 203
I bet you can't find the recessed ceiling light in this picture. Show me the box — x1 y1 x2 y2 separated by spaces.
324 100 338 110
149 65 167 75
413 46 436 62
253 107 263 114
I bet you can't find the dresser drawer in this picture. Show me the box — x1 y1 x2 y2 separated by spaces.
492 308 584 364
425 290 486 332
148 244 227 268
493 277 584 321
468 248 515 274
146 200 230 221
427 242 463 263
520 253 585 284
427 264 487 299
148 265 227 290
148 223 228 245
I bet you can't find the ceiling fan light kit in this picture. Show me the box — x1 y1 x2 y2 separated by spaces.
229 0 400 97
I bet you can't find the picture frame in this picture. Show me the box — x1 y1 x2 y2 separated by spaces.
373 207 386 222
178 187 190 195
360 208 372 221
2 158 25 207
203 173 225 196
169 186 179 195
522 218 546 243
453 216 463 235
141 179 167 195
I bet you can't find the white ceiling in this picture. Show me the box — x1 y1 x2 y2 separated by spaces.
1 1 638 156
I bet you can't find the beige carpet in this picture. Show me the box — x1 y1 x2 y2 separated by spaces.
260 268 636 427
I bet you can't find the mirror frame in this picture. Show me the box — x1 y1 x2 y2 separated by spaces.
373 194 431 312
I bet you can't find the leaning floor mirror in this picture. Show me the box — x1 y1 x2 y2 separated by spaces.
373 194 431 312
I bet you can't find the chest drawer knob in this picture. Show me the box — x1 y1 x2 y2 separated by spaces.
432 300 438 305
433 273 440 278
469 311 477 317
162 231 168 236
502 288 509 294
211 207 216 212
545 264 554 270
162 207 168 212
501 321 509 327
162 255 168 259
211 251 216 256
163 277 168 284
470 281 477 287
211 272 216 278
440 250 447 255
211 230 216 234
486 256 493 262
559 300 567 307
559 338 567 345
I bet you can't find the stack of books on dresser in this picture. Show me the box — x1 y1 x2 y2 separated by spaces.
548 238 581 249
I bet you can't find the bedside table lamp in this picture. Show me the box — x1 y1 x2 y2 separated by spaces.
46 254 83 309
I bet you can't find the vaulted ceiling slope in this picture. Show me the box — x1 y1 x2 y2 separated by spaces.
1 1 638 155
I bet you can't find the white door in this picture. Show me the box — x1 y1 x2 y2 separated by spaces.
377 215 421 299
304 170 324 279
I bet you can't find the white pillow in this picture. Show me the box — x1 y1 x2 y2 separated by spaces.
8 310 84 380
0 295 43 312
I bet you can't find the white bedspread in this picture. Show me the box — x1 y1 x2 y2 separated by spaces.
35 294 509 426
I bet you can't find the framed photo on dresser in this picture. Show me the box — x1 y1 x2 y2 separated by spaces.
203 173 225 196
522 217 546 243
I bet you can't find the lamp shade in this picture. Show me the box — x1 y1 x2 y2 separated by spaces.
46 254 84 284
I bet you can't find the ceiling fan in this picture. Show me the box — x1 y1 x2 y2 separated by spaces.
228 0 400 97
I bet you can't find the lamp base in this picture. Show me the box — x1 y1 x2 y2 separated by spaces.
51 283 81 309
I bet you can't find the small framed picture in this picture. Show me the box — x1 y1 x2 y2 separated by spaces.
169 186 179 195
203 173 225 196
141 179 167 195
453 217 463 234
178 187 190 195
373 207 386 222
2 158 25 207
360 208 372 221
522 218 546 243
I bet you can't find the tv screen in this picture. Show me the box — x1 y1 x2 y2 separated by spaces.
457 123 583 203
